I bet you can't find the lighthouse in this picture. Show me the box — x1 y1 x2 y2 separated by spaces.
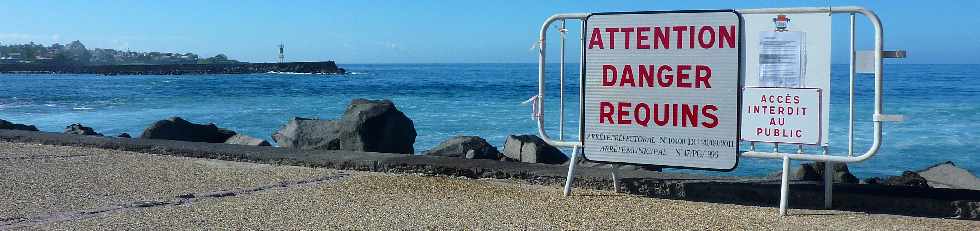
278 43 285 63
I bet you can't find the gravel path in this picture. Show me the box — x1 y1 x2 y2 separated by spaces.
1 141 977 230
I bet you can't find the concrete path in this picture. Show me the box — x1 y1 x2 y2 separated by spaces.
1 142 976 230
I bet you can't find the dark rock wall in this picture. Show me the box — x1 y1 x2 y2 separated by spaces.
0 61 345 75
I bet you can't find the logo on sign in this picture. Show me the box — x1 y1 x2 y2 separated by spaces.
773 15 791 32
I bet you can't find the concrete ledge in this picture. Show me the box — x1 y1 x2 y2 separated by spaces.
1 129 977 220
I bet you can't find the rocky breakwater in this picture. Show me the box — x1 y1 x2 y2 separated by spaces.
272 99 416 154
140 117 270 146
64 123 103 136
422 133 664 172
422 136 504 160
0 61 345 75
502 135 569 164
0 119 38 131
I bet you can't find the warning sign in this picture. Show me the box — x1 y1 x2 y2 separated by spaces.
742 13 831 146
582 10 741 170
741 87 821 144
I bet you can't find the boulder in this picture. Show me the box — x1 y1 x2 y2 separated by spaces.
272 117 341 149
916 161 980 190
139 117 236 143
224 134 271 146
423 136 501 160
791 162 859 184
272 99 416 154
862 177 883 185
64 123 103 136
953 201 980 220
502 135 568 164
118 133 132 138
464 150 478 159
337 99 416 154
883 171 931 188
0 119 38 131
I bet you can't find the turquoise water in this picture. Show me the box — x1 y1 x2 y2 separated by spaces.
0 64 976 177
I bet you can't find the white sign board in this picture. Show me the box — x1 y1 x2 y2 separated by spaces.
582 11 741 170
741 87 821 144
741 13 831 146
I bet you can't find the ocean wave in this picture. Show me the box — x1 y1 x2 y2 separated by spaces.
266 71 314 75
72 106 94 110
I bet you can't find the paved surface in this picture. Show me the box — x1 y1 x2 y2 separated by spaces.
1 142 977 230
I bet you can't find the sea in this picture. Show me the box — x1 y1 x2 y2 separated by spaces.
1 63 976 178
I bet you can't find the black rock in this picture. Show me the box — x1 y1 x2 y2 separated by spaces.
791 162 859 184
423 136 501 160
0 119 39 131
139 117 236 143
863 177 883 185
272 99 416 154
118 133 132 138
502 135 568 164
64 123 103 136
916 161 980 190
272 117 341 149
337 99 416 154
224 134 272 146
884 171 931 188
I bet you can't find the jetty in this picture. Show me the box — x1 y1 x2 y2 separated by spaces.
0 61 345 75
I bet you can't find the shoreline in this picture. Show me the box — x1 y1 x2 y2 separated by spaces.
0 61 345 75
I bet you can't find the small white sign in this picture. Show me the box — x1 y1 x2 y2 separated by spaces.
742 13 831 146
741 87 821 144
582 11 741 170
758 31 805 88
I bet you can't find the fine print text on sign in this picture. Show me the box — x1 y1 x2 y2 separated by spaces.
583 11 741 170
741 87 821 144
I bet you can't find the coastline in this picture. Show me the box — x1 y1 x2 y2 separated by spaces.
0 61 345 75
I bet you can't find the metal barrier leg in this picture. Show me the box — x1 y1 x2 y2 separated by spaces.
780 155 790 216
563 146 580 196
824 161 833 208
611 170 619 193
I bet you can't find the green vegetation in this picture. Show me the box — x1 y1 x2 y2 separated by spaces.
0 41 241 65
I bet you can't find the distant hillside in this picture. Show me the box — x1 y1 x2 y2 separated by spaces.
0 41 240 65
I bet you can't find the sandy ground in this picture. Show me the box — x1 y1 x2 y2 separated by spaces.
1 141 976 230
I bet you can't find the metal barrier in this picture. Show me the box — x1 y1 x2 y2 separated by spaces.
533 6 905 216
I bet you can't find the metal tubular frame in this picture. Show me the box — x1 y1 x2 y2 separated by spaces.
536 6 895 214
737 6 885 164
536 7 887 163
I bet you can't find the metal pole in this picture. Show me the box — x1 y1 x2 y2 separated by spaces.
563 146 580 196
611 170 619 193
848 13 856 157
559 20 566 140
823 147 833 208
580 20 586 143
780 155 790 216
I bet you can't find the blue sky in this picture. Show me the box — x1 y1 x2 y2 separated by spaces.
1 0 975 64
